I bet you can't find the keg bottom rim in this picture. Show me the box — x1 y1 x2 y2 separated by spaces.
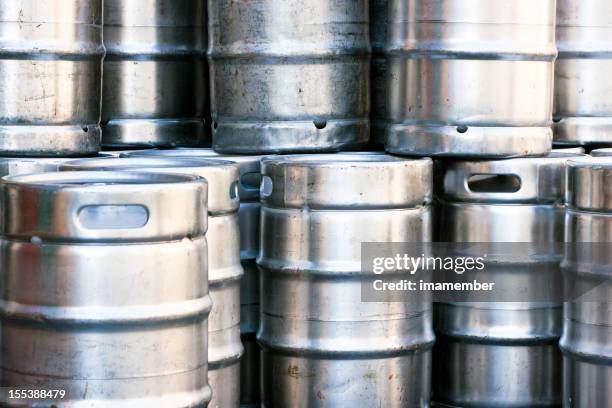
386 124 552 158
102 118 207 149
212 118 369 154
554 117 612 147
0 124 101 157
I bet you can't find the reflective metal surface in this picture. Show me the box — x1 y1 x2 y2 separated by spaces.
102 0 207 148
208 0 370 154
371 0 389 146
386 0 556 157
0 171 211 407
123 148 265 408
258 154 434 408
435 153 581 407
555 0 612 147
561 157 612 408
60 156 244 408
0 0 104 156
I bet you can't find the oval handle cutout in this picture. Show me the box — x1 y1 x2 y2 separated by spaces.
78 205 149 229
467 174 521 194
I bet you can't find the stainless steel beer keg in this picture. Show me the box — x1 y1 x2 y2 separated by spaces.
371 0 389 146
208 0 370 154
102 0 207 148
386 0 556 157
123 148 264 407
561 157 612 408
434 153 582 407
591 148 612 157
258 154 434 408
0 171 211 407
0 0 104 156
61 156 243 408
555 0 612 147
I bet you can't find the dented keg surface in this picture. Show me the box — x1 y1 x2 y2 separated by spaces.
561 157 612 408
386 0 556 158
208 0 371 154
0 171 211 407
60 157 243 408
591 148 612 157
371 0 389 146
0 0 103 157
102 0 207 148
258 154 434 408
123 148 264 407
434 153 584 407
555 0 612 147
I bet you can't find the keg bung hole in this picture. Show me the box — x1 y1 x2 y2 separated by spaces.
456 125 468 134
467 174 521 193
313 120 327 130
213 121 219 130
81 126 89 133
261 176 273 197
241 172 262 192
78 205 149 229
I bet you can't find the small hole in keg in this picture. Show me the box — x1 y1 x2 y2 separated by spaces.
456 125 468 134
552 116 562 123
313 120 327 130
213 121 219 130
230 181 239 200
261 176 273 197
81 126 89 133
468 174 521 193
100 120 110 126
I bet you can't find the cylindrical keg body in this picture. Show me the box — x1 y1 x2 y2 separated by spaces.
371 0 389 146
560 157 612 408
0 155 110 177
434 153 581 407
102 0 207 148
0 171 211 407
0 0 104 156
258 154 435 408
123 148 264 407
591 148 612 157
60 157 244 408
555 0 612 147
386 0 556 158
208 0 371 154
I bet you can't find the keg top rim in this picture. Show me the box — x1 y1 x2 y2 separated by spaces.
262 153 432 166
123 148 269 164
590 148 612 157
2 170 202 188
568 156 612 168
61 156 237 171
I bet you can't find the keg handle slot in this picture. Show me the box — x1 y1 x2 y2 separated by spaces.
261 176 273 197
466 173 521 194
241 172 262 192
77 205 149 230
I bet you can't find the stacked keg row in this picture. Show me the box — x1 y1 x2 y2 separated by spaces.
0 1 611 408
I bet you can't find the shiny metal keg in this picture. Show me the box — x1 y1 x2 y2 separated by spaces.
102 0 207 148
591 148 612 157
434 153 583 407
258 154 434 408
208 0 370 154
371 0 389 146
61 156 243 408
0 0 104 156
123 148 264 407
0 171 211 407
561 157 612 408
555 0 612 147
386 0 556 158
0 154 115 177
